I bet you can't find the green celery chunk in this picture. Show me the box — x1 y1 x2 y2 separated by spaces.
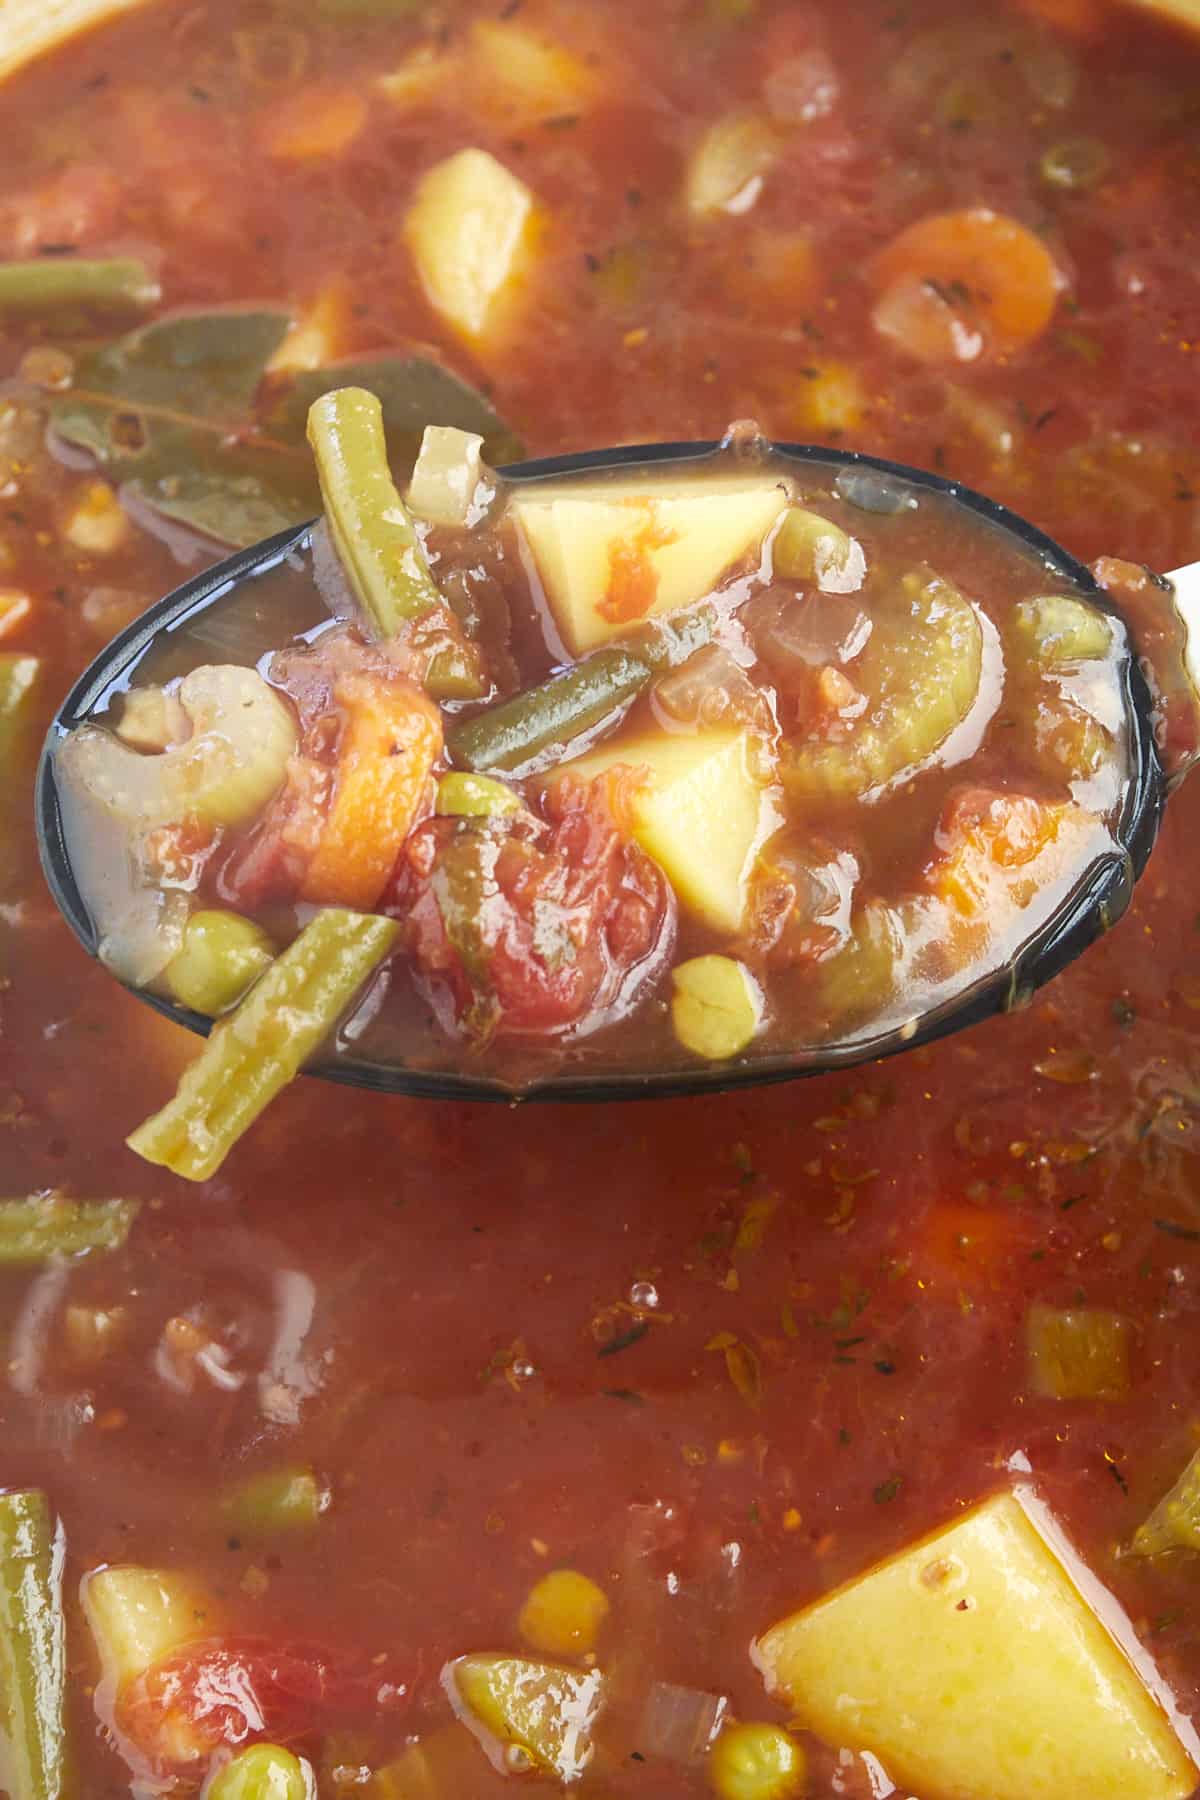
306 387 482 697
164 910 276 1016
0 1490 69 1800
0 1196 139 1263
447 605 715 774
0 258 159 317
128 909 399 1182
1014 594 1113 665
205 1744 311 1800
435 772 523 818
1133 1447 1200 1556
223 1467 325 1536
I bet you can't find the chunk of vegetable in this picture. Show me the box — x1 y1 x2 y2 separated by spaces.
513 479 788 656
57 665 297 830
222 1467 326 1537
257 83 368 162
1133 1448 1200 1557
306 388 484 697
1026 1305 1131 1400
784 573 983 799
407 425 486 526
1014 594 1113 664
444 1653 605 1782
128 909 399 1182
0 256 159 316
818 899 904 1030
0 1196 139 1262
755 1489 1197 1800
83 1566 216 1686
298 673 443 910
206 1744 312 1800
771 507 865 593
366 1727 488 1798
435 772 523 818
686 111 780 215
709 1721 806 1800
518 1570 610 1657
671 955 763 1060
639 1681 729 1763
0 1490 68 1800
469 20 598 125
870 209 1063 362
164 911 275 1016
404 148 535 342
558 729 766 933
116 687 188 753
448 607 715 774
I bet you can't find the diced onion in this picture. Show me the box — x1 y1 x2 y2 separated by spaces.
638 1681 729 1763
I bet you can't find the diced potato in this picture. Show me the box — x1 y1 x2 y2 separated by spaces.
64 480 129 554
368 1727 488 1798
512 479 788 656
469 20 597 125
377 46 453 110
755 1490 1197 1800
786 360 867 438
443 1653 605 1782
116 687 188 753
408 425 486 526
687 111 780 215
710 1721 807 1800
518 1569 610 1657
559 730 767 933
82 1566 217 1685
265 283 351 374
405 148 535 344
1133 1447 1200 1557
671 955 763 1060
1026 1303 1131 1400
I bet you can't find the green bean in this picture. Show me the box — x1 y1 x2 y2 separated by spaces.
205 1744 311 1800
784 572 982 800
307 388 482 698
0 257 159 317
435 772 523 818
223 1467 325 1536
128 909 399 1182
448 605 715 774
0 1197 139 1262
0 1490 69 1800
164 910 276 1016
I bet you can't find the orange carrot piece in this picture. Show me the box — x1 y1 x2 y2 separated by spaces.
915 1201 1035 1291
300 674 442 910
930 790 1066 920
257 85 369 163
871 208 1063 361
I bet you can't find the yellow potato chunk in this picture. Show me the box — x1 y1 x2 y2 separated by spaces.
672 955 763 1060
469 20 597 125
513 479 787 655
687 111 780 215
518 1568 610 1656
83 1566 217 1685
444 1652 605 1782
405 148 535 343
755 1490 1197 1800
560 730 766 933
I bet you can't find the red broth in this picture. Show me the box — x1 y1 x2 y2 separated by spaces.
1 0 1199 1792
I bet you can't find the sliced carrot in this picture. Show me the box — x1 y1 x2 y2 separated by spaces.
257 85 369 164
300 674 442 910
929 789 1067 920
870 208 1063 362
915 1200 1035 1291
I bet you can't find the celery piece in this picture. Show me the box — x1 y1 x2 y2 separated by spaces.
223 1467 325 1537
435 772 523 819
0 1490 69 1800
1025 1305 1130 1401
0 257 159 317
307 387 482 696
164 911 276 1016
206 1744 311 1800
0 1196 139 1263
1133 1447 1200 1557
1013 594 1113 665
128 909 399 1182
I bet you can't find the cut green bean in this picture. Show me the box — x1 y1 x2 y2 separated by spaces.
164 910 276 1016
0 1490 69 1800
0 1197 139 1262
128 909 399 1182
435 772 524 818
222 1467 326 1536
205 1743 311 1800
307 387 482 697
0 257 160 317
448 605 715 774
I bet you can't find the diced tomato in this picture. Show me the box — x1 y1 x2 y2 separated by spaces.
389 772 675 1041
114 1635 415 1778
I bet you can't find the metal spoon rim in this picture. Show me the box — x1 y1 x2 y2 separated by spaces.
34 437 1164 1103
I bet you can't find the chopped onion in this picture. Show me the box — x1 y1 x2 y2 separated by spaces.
834 464 921 515
638 1680 729 1764
746 589 872 674
652 645 775 740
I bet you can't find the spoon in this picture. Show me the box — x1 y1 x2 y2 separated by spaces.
34 439 1195 1103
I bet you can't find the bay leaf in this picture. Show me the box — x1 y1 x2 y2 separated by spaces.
266 352 525 469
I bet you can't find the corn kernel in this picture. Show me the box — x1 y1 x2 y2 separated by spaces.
518 1568 610 1656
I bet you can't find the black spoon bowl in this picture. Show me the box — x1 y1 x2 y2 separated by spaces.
35 439 1165 1103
